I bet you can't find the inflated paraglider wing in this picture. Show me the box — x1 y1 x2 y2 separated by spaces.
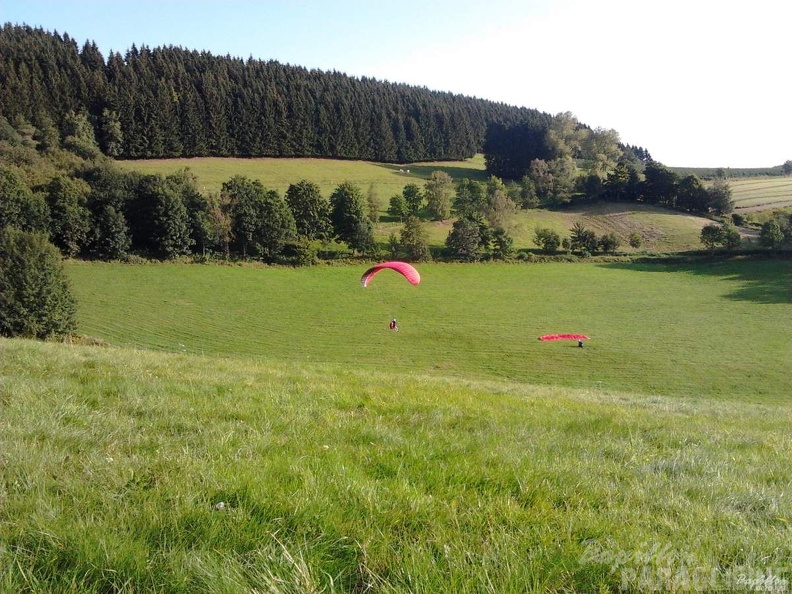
538 334 590 341
360 261 421 287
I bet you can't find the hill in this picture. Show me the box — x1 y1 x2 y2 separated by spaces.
114 155 490 199
116 156 721 252
1 337 790 591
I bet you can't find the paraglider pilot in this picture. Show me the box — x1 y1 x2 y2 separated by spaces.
578 340 584 348
389 319 399 332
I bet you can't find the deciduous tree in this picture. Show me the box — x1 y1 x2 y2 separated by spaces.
424 171 453 221
700 224 723 252
286 180 331 241
534 227 561 253
445 217 483 261
0 166 49 232
598 232 621 254
45 176 91 257
759 219 784 249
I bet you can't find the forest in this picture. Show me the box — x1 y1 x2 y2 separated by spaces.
0 23 552 163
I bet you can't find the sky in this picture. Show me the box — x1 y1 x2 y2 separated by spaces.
3 0 789 168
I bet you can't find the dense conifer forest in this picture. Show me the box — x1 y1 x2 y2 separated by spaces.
0 23 551 162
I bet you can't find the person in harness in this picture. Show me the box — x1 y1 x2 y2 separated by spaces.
389 318 399 332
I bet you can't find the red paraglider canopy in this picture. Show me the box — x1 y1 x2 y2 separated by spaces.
361 261 421 287
538 334 590 341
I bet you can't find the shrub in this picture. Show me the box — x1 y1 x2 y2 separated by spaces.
598 232 621 254
278 240 318 266
0 227 76 338
533 227 561 253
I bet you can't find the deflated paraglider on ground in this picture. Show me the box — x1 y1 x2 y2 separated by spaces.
538 334 590 341
360 261 421 287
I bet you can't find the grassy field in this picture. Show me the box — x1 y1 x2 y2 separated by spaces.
2 260 791 591
66 259 792 401
430 202 714 253
1 337 790 592
114 155 490 199
724 176 792 211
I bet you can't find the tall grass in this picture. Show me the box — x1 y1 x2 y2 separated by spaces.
1 339 790 592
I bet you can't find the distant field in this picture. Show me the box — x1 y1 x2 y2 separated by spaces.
428 202 713 253
114 155 489 199
67 259 792 401
380 202 713 253
724 176 792 211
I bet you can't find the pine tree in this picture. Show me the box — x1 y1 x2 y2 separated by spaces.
0 227 77 338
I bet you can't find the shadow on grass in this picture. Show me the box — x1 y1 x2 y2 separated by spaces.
600 255 792 305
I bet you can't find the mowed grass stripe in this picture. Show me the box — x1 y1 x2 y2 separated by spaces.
727 177 792 208
67 260 792 401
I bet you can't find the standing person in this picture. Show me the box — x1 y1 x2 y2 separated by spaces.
389 318 399 332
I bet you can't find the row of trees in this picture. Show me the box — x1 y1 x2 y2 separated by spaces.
533 224 636 256
0 111 532 264
700 213 792 252
483 113 733 217
0 161 382 263
0 23 548 162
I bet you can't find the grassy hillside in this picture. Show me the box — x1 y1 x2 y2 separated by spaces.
1 339 790 592
402 201 716 253
66 260 792 401
114 155 490 199
116 156 718 252
3 258 790 591
727 176 792 212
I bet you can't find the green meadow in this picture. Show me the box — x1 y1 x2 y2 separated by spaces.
1 304 791 592
65 259 791 402
114 155 490 199
2 256 791 591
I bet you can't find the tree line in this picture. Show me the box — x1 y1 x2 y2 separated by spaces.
482 111 736 218
0 23 549 162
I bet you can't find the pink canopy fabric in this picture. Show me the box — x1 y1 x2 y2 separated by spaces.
360 261 421 287
538 334 590 341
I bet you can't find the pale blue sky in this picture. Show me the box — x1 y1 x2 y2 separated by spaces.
3 0 789 167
